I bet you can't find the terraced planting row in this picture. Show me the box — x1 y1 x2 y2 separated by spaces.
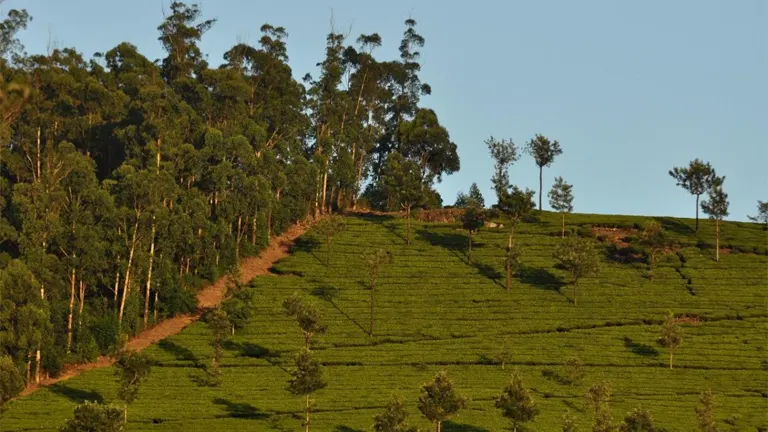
3 212 766 431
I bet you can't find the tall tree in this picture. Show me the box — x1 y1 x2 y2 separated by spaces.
548 176 574 238
495 368 539 432
417 371 468 432
695 389 718 432
113 350 152 422
656 311 683 370
524 134 562 211
587 382 616 432
700 177 729 262
287 348 326 432
553 237 600 306
669 159 718 232
363 248 392 337
283 293 327 350
746 200 767 230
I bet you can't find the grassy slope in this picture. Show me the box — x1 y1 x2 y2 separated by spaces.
2 212 767 431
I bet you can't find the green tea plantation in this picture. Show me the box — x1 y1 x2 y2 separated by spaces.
2 211 767 431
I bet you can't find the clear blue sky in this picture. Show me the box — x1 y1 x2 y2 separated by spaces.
5 0 766 221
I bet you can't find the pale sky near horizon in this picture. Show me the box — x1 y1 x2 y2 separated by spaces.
4 0 766 222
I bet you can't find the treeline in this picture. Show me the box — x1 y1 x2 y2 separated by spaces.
0 1 459 392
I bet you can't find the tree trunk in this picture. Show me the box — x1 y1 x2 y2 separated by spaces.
66 266 76 353
436 421 442 432
251 215 257 245
406 205 412 245
26 355 31 386
78 280 85 329
35 348 41 384
119 222 139 327
113 268 120 312
468 232 473 264
695 194 700 232
153 290 159 322
144 220 156 328
305 394 310 432
321 168 329 214
236 215 243 262
561 213 565 238
669 351 673 369
505 230 513 291
538 166 543 211
715 219 720 262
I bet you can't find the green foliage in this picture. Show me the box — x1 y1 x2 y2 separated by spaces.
113 350 152 412
669 159 719 231
525 134 563 210
549 176 574 237
417 371 468 430
562 411 579 432
364 248 393 336
587 382 616 432
221 283 255 335
496 338 513 370
553 237 600 305
58 401 124 432
0 354 23 406
486 136 519 196
562 356 586 385
315 215 346 265
283 293 327 349
747 200 768 229
619 407 662 432
695 389 718 432
454 183 485 209
656 312 683 369
495 368 539 430
373 395 419 432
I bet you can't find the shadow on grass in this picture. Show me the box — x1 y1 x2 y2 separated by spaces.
622 336 659 357
49 384 103 403
352 213 395 223
656 217 694 236
517 266 565 291
562 399 586 413
472 262 506 290
443 422 492 432
213 397 270 419
416 229 467 252
223 340 279 359
541 368 571 386
311 284 368 336
383 221 408 244
158 339 199 365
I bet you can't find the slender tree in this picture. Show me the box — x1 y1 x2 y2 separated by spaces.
417 371 468 432
287 348 326 432
695 389 718 432
496 338 513 370
549 176 574 238
373 395 418 432
315 215 346 265
587 382 616 432
495 368 539 432
656 311 683 370
700 177 729 262
113 350 152 423
461 207 486 264
563 356 586 385
364 248 393 337
668 159 718 232
747 200 768 230
553 237 600 306
638 220 669 282
496 186 535 290
525 134 562 210
486 136 519 197
205 307 229 385
283 293 327 350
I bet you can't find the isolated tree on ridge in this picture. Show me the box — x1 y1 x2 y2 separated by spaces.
364 248 393 337
700 177 729 262
417 371 468 432
668 159 718 232
549 176 574 238
747 200 768 230
525 134 562 211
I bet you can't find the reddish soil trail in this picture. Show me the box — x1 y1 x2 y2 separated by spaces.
19 222 309 397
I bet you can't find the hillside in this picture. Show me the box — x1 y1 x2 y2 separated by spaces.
2 211 767 431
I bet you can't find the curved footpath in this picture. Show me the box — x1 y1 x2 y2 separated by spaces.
19 221 310 397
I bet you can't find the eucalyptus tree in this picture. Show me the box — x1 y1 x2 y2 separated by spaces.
364 248 393 336
700 177 729 262
287 348 326 432
525 134 562 210
669 159 718 232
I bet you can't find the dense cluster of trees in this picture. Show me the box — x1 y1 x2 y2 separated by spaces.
0 1 461 397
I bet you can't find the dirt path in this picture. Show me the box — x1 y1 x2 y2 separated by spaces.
19 222 309 397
